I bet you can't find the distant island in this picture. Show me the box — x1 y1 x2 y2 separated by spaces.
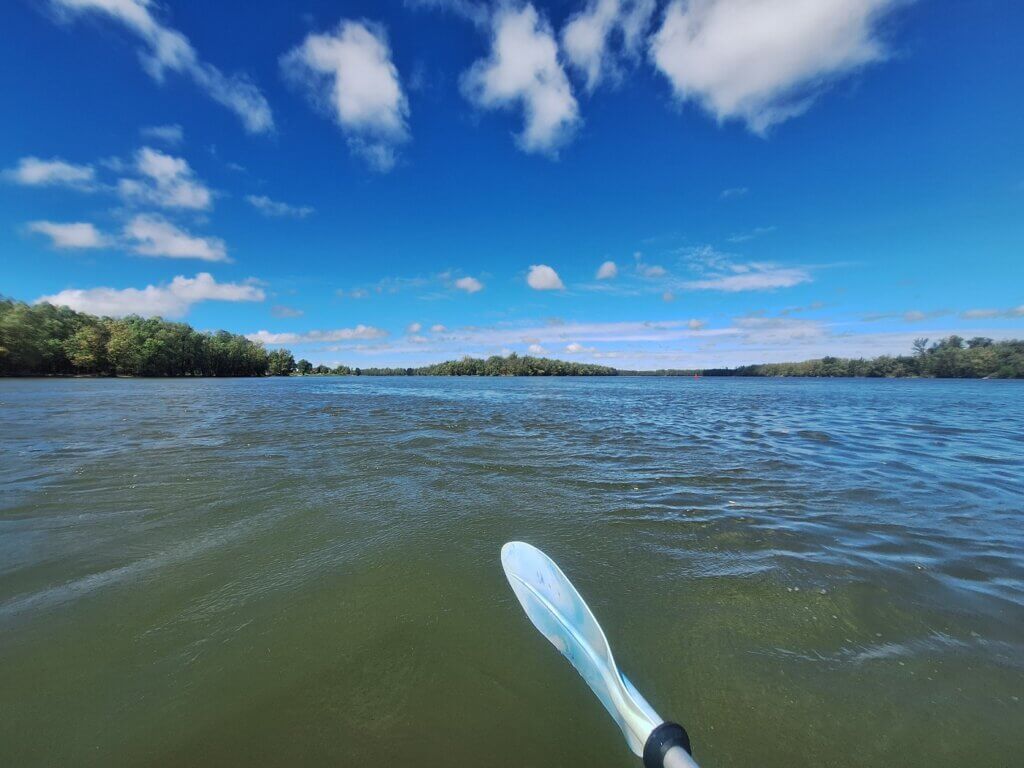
2 298 1022 379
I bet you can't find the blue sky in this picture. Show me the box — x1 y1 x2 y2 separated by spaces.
2 0 1022 368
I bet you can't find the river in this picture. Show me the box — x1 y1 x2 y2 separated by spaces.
1 377 1021 766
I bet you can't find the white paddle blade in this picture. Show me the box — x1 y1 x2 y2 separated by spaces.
501 541 662 756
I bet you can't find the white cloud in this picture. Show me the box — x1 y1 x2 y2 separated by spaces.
37 272 264 318
3 156 95 188
687 319 707 330
462 4 579 155
282 20 409 172
140 123 183 144
961 306 1024 320
862 309 949 323
118 147 212 210
728 225 776 243
650 0 902 133
245 326 388 345
454 276 484 293
562 0 655 91
662 290 675 302
527 343 546 355
527 264 565 290
407 322 423 333
682 248 811 292
565 342 597 354
28 221 108 249
430 324 447 333
596 260 618 279
720 186 748 200
640 264 666 277
246 194 315 218
50 0 273 133
685 265 810 292
124 214 227 262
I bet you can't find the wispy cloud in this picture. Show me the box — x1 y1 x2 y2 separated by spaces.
596 260 618 279
246 194 315 218
862 309 950 323
49 0 272 133
681 247 812 292
28 221 109 249
282 20 410 171
728 225 777 243
246 326 388 345
37 272 264 318
462 4 579 155
140 124 184 145
3 156 96 189
719 186 748 200
271 305 304 319
960 305 1024 320
405 0 490 27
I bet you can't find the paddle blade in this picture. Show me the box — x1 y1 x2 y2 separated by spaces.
501 541 662 756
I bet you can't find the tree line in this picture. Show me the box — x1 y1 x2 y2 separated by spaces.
292 353 619 377
2 300 1021 378
620 337 1024 379
0 298 297 377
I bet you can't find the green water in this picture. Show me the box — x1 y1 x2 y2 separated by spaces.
1 377 1021 766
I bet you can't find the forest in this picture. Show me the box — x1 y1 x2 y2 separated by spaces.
0 299 295 377
2 299 1022 378
621 337 1024 379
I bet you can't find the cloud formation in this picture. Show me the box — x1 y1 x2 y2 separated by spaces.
562 0 655 91
960 306 1024 320
4 156 95 189
37 272 264 318
246 326 388 345
650 0 902 133
682 247 812 292
140 123 183 144
454 276 484 293
28 221 108 249
50 0 273 133
283 20 410 172
596 260 618 279
462 4 579 155
246 194 315 218
527 264 565 290
271 305 304 318
118 147 212 210
124 214 228 262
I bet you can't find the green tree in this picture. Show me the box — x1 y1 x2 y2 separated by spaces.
267 348 296 376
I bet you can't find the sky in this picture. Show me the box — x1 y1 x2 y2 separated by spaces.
2 0 1022 369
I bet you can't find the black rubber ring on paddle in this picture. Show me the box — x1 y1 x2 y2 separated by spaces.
643 721 692 768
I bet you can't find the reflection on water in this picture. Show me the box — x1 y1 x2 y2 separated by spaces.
1 377 1022 767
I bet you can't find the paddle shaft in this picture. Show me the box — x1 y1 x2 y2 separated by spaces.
663 745 701 768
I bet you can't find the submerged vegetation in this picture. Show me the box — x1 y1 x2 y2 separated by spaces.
2 299 1022 378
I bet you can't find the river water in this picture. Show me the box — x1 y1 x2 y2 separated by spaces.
1 377 1021 767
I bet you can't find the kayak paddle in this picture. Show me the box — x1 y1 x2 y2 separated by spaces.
501 541 699 768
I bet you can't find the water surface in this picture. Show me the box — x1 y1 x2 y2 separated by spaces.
1 377 1022 767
